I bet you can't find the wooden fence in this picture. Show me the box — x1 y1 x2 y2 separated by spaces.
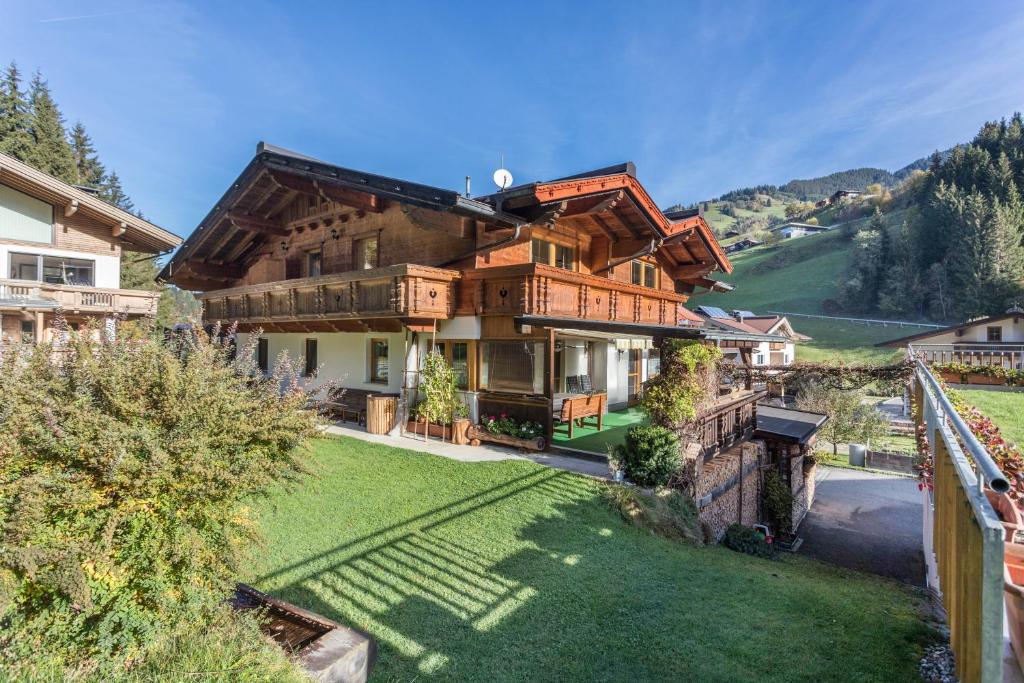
912 346 1009 683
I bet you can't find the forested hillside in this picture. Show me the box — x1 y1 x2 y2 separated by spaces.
0 61 197 325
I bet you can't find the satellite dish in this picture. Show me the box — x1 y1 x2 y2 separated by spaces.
493 168 513 191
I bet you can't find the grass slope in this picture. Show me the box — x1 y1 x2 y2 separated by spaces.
249 437 931 682
701 223 922 363
960 389 1024 448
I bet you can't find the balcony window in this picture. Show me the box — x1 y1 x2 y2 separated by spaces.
480 341 544 394
631 260 657 288
354 236 378 270
531 238 574 271
370 338 388 383
9 252 94 286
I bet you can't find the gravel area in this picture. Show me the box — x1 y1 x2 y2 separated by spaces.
919 644 957 682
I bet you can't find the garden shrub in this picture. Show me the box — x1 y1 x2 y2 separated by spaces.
611 424 681 487
641 340 721 432
480 414 544 440
763 469 795 534
416 349 468 426
0 320 320 677
722 523 775 559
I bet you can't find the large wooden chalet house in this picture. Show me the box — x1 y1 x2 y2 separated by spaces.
163 143 732 432
0 152 181 343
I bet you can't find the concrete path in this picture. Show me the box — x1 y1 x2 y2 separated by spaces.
322 422 611 479
799 465 924 584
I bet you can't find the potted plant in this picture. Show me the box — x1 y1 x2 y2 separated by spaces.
409 349 469 442
965 365 1007 386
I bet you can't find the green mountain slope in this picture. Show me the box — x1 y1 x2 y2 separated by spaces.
698 223 926 363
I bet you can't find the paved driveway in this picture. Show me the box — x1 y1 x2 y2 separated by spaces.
799 466 924 584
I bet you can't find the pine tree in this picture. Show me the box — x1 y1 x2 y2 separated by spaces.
101 171 135 213
69 122 105 188
0 62 34 160
25 72 76 182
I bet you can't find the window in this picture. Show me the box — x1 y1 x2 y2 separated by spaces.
0 184 52 244
256 338 269 374
531 238 574 271
354 236 378 270
451 342 470 390
631 260 656 288
370 338 388 383
9 253 94 286
20 319 35 344
480 341 544 393
307 250 322 278
304 338 318 377
647 349 661 379
10 252 38 280
988 326 1003 342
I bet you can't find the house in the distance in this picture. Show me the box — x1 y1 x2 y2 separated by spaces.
828 189 863 204
725 238 762 253
768 222 829 240
694 306 808 367
0 152 181 344
878 306 1024 369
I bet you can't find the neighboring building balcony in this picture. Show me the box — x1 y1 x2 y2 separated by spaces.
457 263 689 328
913 342 1024 368
0 279 158 316
200 263 460 328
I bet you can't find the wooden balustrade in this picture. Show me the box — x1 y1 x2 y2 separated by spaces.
0 279 157 315
695 390 766 459
915 343 1024 369
200 263 459 325
457 263 688 327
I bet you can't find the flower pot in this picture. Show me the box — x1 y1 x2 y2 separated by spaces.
407 419 455 440
937 370 964 384
1004 542 1024 674
966 372 1005 386
985 490 1023 541
466 425 546 451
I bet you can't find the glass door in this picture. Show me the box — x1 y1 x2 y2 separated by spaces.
627 349 642 404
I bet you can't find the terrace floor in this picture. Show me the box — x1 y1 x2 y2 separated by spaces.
550 406 646 456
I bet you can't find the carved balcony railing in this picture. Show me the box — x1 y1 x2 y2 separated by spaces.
0 279 158 315
457 263 689 327
695 389 766 459
200 263 460 325
913 343 1024 369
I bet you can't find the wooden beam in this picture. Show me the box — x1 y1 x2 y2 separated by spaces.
674 264 712 279
185 260 245 280
64 199 79 217
534 200 568 227
269 172 383 213
590 214 620 243
111 221 127 237
226 210 290 236
583 190 625 216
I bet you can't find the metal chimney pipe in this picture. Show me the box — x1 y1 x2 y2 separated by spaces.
465 176 471 198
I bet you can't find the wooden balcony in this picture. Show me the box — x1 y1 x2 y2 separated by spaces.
457 263 688 327
0 279 158 316
914 343 1024 369
695 390 766 459
200 264 460 329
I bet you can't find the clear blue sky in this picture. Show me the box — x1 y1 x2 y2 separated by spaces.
3 1 1024 238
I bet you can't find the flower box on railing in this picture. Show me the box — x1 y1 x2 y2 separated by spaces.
966 372 1006 386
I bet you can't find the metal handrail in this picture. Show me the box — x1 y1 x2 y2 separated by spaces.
910 343 1010 493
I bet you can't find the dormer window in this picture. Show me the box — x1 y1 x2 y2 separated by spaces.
531 238 575 271
631 260 657 288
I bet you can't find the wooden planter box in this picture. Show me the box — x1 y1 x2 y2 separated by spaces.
467 425 546 451
406 418 470 444
937 370 964 384
966 372 1005 386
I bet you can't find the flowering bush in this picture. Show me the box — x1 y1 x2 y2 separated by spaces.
0 320 320 676
480 414 544 440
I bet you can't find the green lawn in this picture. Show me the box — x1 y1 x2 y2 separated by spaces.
701 223 927 364
248 437 931 681
959 389 1024 448
551 406 645 455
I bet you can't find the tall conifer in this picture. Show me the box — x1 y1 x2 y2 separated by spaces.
25 72 76 182
0 62 34 159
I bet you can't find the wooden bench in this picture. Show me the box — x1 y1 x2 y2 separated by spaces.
324 388 375 425
554 392 606 439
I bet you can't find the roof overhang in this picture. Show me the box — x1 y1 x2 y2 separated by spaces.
875 314 1018 347
755 405 829 445
0 152 181 254
516 315 705 339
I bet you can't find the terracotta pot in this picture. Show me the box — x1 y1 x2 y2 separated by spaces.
1004 542 1024 674
406 419 454 440
986 490 1024 541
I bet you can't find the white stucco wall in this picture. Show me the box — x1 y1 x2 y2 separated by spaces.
909 318 1024 344
236 330 407 394
0 243 120 288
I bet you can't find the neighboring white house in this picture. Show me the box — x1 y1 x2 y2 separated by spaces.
693 306 808 367
879 306 1024 368
768 222 829 240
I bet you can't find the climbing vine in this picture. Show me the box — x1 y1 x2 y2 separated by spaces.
641 340 721 432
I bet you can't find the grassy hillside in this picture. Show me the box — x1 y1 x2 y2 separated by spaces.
699 225 925 364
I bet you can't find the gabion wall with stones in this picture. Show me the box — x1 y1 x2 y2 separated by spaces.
696 440 764 542
791 456 817 530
